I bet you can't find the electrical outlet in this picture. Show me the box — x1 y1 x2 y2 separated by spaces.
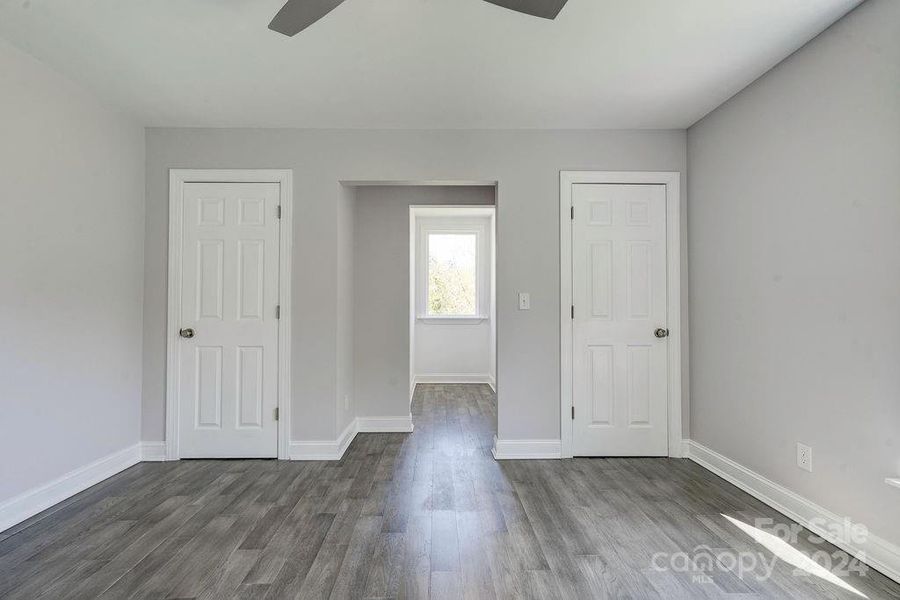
797 442 812 472
518 292 531 310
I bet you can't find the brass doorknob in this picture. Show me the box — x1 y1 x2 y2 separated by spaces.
654 328 669 338
179 328 196 339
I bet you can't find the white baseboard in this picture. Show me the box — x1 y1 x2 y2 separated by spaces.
140 441 168 462
488 374 496 392
357 415 414 433
0 443 141 533
491 435 562 460
684 439 900 584
289 419 358 461
413 373 493 386
289 415 414 461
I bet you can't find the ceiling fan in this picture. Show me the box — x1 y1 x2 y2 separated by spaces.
269 0 569 37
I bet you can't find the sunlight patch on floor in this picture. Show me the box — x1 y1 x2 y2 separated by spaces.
723 514 867 598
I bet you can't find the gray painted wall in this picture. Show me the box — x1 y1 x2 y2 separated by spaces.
143 129 687 442
688 0 900 544
354 186 495 420
0 40 145 502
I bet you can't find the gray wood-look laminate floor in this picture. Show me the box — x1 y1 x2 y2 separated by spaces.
2 384 898 599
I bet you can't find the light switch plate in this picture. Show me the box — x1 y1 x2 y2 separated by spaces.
518 292 530 310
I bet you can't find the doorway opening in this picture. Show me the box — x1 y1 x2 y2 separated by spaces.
339 182 498 451
409 204 497 399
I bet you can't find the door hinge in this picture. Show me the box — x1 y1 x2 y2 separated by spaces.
275 305 281 319
274 407 279 421
571 305 575 319
570 205 574 220
276 205 282 219
571 406 575 420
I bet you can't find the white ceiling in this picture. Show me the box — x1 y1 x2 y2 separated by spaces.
0 0 860 129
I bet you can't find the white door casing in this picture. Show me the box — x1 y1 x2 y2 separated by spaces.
560 172 682 459
167 170 292 460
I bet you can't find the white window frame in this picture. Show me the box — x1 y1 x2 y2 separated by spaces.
411 207 493 324
422 228 482 320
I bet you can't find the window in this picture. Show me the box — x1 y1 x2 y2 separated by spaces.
413 210 492 322
426 232 478 316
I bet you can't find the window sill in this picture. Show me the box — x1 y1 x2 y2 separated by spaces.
417 315 489 324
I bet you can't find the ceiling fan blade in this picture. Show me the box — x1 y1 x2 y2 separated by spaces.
482 0 569 19
268 0 348 36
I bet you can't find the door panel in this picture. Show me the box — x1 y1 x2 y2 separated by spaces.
588 345 613 426
237 346 264 428
178 182 280 458
195 346 223 428
237 240 266 320
196 240 224 320
572 183 668 456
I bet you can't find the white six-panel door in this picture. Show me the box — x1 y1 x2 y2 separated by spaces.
572 183 669 456
177 182 280 458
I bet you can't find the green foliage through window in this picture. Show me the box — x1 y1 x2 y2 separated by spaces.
427 233 477 316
